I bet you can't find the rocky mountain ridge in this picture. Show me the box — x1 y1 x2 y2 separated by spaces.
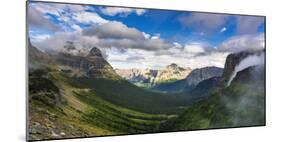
115 63 192 88
55 47 118 79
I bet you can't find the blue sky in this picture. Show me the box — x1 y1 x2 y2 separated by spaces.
28 1 265 69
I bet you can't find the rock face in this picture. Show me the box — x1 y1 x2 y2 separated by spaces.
154 63 192 84
152 66 223 93
88 47 103 57
115 63 192 88
222 49 265 81
185 66 223 88
115 68 157 85
55 46 117 78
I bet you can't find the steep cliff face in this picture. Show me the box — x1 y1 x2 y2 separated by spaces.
222 49 265 81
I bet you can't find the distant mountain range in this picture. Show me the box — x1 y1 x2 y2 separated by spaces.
115 63 192 88
116 64 223 93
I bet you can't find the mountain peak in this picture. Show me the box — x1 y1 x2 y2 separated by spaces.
167 63 178 67
88 47 103 57
166 63 180 70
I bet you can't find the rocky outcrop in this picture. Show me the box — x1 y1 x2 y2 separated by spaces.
87 47 103 57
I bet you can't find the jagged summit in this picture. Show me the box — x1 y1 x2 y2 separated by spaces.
165 63 190 71
88 47 103 57
167 63 178 68
115 64 192 88
55 46 118 79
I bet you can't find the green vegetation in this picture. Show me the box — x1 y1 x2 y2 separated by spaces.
74 90 172 133
73 77 190 114
158 82 265 131
29 68 180 140
28 59 265 141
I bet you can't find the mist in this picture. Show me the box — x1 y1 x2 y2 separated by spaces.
227 52 265 86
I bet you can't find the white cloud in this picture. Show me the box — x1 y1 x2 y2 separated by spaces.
151 33 161 40
30 3 265 70
32 3 86 16
100 7 146 16
107 47 228 70
29 3 103 32
173 42 183 48
32 21 172 55
220 27 227 33
71 24 82 31
32 29 229 70
178 13 264 35
83 21 144 40
178 13 228 33
28 5 61 32
73 12 108 25
218 34 265 53
31 34 51 42
31 3 64 17
29 3 90 33
135 9 146 15
142 32 151 39
236 16 264 34
66 5 85 12
183 43 205 54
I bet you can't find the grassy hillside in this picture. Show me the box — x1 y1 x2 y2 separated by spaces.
73 77 192 114
29 67 180 140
